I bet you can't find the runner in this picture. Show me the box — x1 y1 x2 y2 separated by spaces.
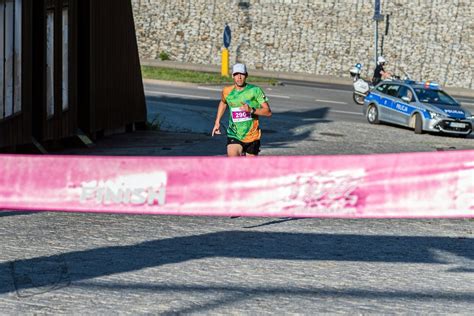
211 63 272 157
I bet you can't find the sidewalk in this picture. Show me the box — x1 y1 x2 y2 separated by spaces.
58 130 222 157
142 59 474 98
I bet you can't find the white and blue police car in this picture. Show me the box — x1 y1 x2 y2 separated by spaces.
363 80 473 137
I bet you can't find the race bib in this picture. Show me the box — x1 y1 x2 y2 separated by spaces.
231 107 252 122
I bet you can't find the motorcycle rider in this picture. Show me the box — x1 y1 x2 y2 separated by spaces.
372 56 392 85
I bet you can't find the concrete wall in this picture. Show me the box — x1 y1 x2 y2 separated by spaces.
132 0 474 89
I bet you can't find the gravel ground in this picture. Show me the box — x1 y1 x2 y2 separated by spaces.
0 212 473 314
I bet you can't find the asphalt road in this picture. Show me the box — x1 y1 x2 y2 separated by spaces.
1 80 473 314
144 80 474 155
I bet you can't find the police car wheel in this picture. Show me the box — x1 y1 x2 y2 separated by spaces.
413 113 423 134
367 105 379 124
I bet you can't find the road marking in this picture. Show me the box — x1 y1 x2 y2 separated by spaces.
460 102 474 106
316 99 348 105
330 109 363 116
146 90 211 99
267 94 290 99
198 86 221 92
199 86 290 99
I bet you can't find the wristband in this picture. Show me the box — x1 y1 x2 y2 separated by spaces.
250 108 256 115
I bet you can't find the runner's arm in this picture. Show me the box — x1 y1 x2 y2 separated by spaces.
212 101 227 136
253 102 272 117
240 101 272 117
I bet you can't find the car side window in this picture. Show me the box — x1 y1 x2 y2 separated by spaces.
386 85 400 98
397 86 413 102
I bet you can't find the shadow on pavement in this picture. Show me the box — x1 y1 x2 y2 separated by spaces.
59 96 332 157
0 211 35 217
243 217 304 228
2 231 472 298
146 95 332 155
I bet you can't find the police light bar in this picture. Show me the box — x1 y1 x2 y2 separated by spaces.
424 81 441 90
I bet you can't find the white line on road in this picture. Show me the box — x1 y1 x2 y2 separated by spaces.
267 94 290 99
330 109 363 116
199 86 291 99
460 102 474 106
197 86 221 92
315 99 348 105
145 90 211 99
161 87 290 99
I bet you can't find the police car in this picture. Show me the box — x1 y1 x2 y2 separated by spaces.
363 80 473 136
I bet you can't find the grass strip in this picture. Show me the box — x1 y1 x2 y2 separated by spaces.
141 66 278 85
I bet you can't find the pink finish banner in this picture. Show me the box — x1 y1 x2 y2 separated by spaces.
0 151 473 218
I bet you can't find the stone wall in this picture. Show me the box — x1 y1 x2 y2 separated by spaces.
132 0 474 89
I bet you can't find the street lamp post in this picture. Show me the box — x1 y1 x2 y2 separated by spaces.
373 0 384 65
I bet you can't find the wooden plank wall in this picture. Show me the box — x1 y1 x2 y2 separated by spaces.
0 0 32 148
1 0 145 149
80 0 146 136
35 0 77 142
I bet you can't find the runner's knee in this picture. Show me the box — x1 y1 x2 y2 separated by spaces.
227 144 243 157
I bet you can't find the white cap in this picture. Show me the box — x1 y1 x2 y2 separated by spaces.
377 56 386 64
232 63 247 76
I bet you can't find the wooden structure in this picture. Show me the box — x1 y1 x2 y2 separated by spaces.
0 0 146 150
0 0 33 149
78 0 146 138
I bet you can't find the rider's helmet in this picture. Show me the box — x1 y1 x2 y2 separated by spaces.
377 56 386 65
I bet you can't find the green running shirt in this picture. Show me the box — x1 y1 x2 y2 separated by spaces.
221 84 269 142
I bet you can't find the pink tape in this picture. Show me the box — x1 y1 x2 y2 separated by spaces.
0 151 473 218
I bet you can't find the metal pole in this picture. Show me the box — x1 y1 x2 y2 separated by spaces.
373 0 381 66
374 19 378 66
221 48 229 77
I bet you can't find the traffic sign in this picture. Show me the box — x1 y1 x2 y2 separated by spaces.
373 0 383 20
223 25 231 48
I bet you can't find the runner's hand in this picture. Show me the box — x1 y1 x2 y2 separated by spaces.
212 122 221 136
240 102 251 113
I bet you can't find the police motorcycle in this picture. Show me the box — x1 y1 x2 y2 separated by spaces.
350 61 408 105
350 63 372 105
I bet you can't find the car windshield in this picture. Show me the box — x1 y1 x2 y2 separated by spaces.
414 88 458 106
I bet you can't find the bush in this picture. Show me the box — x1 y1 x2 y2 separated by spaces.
159 51 170 61
146 114 163 131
